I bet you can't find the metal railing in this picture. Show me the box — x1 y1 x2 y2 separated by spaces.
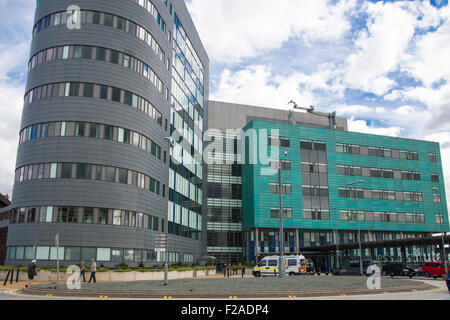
2 268 20 286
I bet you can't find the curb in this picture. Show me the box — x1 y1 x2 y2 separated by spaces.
19 283 435 299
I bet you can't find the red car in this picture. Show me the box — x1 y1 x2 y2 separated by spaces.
422 262 447 278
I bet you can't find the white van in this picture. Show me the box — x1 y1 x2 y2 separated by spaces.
253 255 306 277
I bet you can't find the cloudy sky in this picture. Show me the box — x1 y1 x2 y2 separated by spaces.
0 0 449 214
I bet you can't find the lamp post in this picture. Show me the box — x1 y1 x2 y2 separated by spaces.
278 149 288 279
432 187 448 275
333 207 339 272
348 181 364 275
164 137 175 286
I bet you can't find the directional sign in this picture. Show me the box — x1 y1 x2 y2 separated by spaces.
155 234 168 249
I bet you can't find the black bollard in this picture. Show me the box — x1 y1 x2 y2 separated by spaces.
3 270 11 286
10 270 14 284
16 268 20 283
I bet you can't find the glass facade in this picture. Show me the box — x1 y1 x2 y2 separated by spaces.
206 132 243 264
167 14 205 240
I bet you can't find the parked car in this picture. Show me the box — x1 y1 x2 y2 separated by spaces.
335 260 379 276
422 262 447 279
381 262 415 278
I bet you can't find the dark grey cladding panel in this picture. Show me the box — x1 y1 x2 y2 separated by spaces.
8 0 207 258
6 223 203 254
15 139 168 182
207 100 349 131
28 25 171 92
25 59 169 107
11 181 166 216
6 223 159 248
19 99 169 144
33 0 172 54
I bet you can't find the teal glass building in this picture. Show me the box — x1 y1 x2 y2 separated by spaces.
241 119 448 267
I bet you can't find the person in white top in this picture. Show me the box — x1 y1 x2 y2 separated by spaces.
88 259 97 283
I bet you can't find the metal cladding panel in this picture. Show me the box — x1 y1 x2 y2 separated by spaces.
242 120 449 234
6 0 209 263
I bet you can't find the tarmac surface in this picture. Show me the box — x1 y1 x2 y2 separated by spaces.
1 275 448 300
18 275 436 299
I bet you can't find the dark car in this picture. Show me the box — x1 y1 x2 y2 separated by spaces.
381 262 415 278
335 260 379 276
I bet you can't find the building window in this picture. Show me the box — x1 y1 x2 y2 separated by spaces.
303 209 330 220
429 153 437 162
431 174 439 183
269 136 290 148
57 207 78 223
269 160 291 171
98 208 108 224
269 183 292 194
83 208 94 223
270 208 293 219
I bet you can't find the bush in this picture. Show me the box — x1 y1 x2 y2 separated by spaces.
114 262 129 269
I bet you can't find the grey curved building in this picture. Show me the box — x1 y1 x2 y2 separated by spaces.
2 0 209 266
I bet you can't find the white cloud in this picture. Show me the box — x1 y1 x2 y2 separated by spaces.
343 1 438 96
347 118 403 137
0 0 34 197
210 65 316 109
404 6 450 87
187 0 356 63
0 80 23 198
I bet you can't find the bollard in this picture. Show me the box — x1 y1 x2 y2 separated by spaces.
242 268 245 278
10 270 14 284
16 268 20 283
3 270 11 286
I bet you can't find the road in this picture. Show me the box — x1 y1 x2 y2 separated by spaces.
302 279 450 300
0 278 448 300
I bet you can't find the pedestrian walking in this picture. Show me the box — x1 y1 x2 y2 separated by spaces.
88 259 97 283
79 260 86 282
25 259 37 288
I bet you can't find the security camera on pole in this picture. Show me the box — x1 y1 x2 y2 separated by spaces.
432 187 448 276
163 137 175 286
278 147 288 279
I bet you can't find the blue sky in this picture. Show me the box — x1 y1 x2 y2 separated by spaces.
0 0 450 215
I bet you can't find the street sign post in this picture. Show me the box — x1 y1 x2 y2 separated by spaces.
55 233 60 289
155 233 168 285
